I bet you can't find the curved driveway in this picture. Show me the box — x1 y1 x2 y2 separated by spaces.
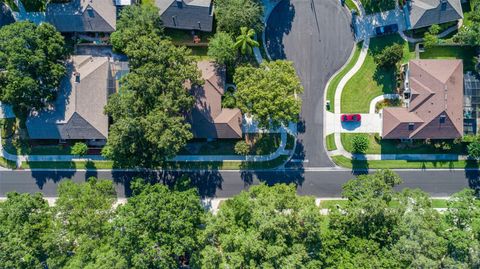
265 0 354 167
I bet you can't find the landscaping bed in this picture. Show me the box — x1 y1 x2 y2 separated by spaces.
341 133 467 155
341 35 414 113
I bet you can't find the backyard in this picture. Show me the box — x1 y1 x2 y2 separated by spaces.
341 133 467 155
341 35 414 113
420 45 478 72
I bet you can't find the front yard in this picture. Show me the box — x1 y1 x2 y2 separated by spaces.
341 35 414 113
341 133 467 155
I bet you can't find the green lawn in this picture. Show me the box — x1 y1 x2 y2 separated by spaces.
420 45 478 71
178 133 283 156
326 134 337 151
360 0 396 14
319 198 448 209
345 0 360 14
341 35 414 113
331 155 478 169
326 42 363 112
341 133 467 155
140 0 155 6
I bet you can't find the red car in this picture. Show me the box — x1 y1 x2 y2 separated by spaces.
341 114 361 122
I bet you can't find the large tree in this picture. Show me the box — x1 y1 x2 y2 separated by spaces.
455 1 480 46
111 180 205 269
234 60 303 129
110 4 163 53
0 192 51 268
207 31 237 64
214 0 264 35
194 184 323 268
0 21 66 117
104 31 200 168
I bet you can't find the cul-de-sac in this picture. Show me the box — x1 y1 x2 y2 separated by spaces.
1 0 480 267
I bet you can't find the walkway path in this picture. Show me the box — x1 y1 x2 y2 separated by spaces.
369 94 399 114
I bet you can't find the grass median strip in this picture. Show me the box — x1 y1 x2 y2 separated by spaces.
325 42 363 112
326 134 337 151
331 155 478 169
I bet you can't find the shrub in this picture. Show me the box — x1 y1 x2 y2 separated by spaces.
468 138 480 159
207 32 237 64
71 142 88 156
374 43 404 69
351 135 369 154
234 141 251 155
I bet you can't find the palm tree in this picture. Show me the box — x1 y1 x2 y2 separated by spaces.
234 27 259 55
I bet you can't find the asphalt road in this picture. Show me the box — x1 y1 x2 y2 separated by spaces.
0 169 477 198
265 0 354 167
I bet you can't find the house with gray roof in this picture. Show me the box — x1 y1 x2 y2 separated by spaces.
155 0 213 32
405 0 463 30
46 0 117 33
26 56 117 144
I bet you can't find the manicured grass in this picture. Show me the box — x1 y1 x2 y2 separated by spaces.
140 0 155 6
340 133 466 155
178 133 282 156
326 134 337 151
360 0 395 14
326 42 363 112
0 157 17 169
345 0 359 14
285 134 296 150
22 155 290 170
420 45 478 71
331 155 478 169
319 198 449 208
341 35 414 113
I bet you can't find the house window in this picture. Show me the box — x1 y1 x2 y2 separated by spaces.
408 123 414 130
440 115 446 124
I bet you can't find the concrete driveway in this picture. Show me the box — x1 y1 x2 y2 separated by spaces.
265 0 354 167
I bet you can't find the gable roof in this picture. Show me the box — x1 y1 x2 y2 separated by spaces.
383 59 464 139
156 0 213 31
189 61 242 139
407 0 463 29
46 0 117 33
26 56 112 140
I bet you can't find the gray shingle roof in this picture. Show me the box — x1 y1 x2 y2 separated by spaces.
26 56 112 140
407 0 463 29
156 0 213 31
46 0 117 33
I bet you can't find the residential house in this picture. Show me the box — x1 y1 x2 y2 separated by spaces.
382 59 464 139
189 61 243 139
46 0 117 33
155 0 214 32
405 0 463 30
26 55 119 145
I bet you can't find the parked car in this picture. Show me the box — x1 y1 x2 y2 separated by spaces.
341 114 361 122
374 24 398 36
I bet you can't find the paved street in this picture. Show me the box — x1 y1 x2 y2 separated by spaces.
265 0 355 167
0 169 478 198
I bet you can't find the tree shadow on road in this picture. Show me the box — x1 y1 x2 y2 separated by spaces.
465 159 480 194
265 0 295 60
31 169 76 190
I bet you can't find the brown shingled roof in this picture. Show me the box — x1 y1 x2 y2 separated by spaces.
382 59 463 139
189 61 243 139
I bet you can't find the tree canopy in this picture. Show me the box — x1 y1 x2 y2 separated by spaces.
0 21 66 117
214 0 264 35
103 9 200 168
207 31 237 64
234 60 303 129
455 1 480 46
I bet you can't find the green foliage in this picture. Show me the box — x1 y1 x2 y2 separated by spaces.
110 4 163 53
468 136 480 159
104 19 200 168
113 180 205 268
423 24 440 48
374 43 404 69
70 142 88 156
455 2 480 45
207 32 237 64
194 184 323 268
214 0 264 35
222 87 237 108
234 140 250 155
0 21 66 117
234 60 303 129
351 134 369 153
234 27 259 55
